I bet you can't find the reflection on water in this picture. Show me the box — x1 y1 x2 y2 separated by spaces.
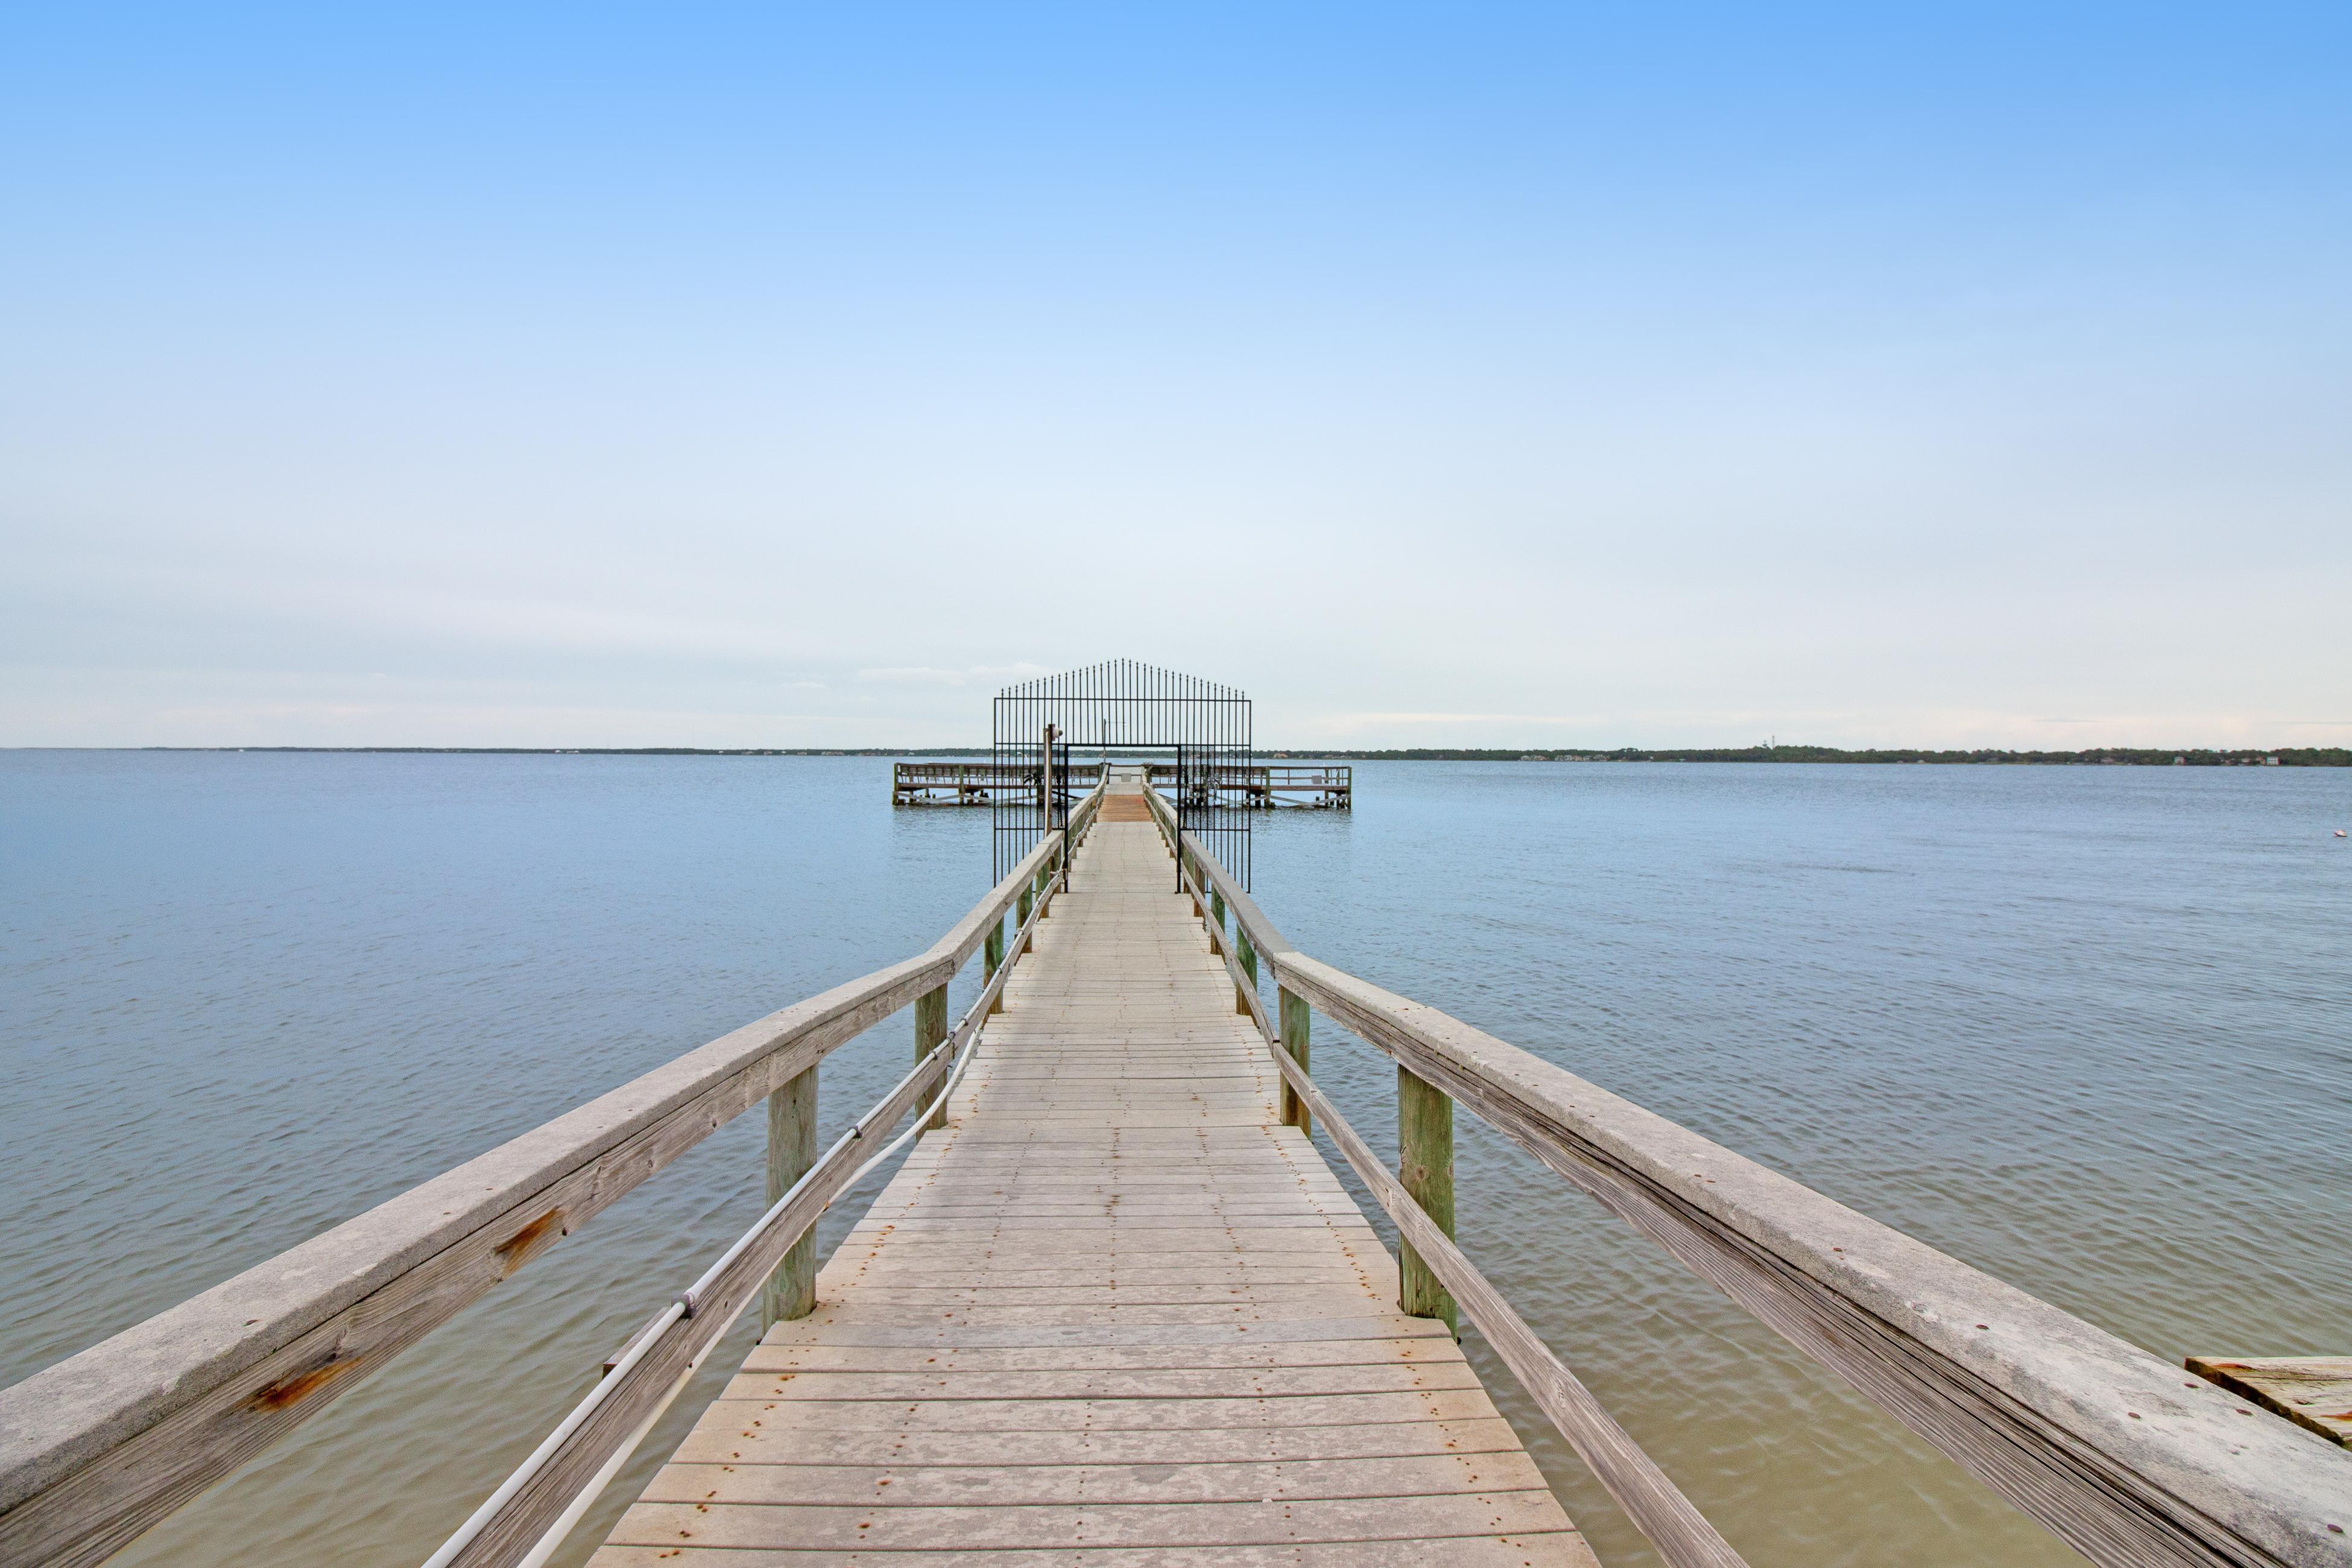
2 754 2345 1566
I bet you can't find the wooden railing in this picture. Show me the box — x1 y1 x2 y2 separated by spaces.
0 783 1107 1568
1142 785 2351 1568
1256 763 1350 806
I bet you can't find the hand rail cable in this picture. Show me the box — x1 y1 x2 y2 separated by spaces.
425 788 1102 1568
1141 786 2351 1568
1145 787 1748 1568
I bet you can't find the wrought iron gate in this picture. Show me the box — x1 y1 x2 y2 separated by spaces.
991 660 1253 887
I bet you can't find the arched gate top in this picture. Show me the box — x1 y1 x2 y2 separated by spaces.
992 660 1253 887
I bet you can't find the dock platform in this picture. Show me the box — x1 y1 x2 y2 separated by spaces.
893 761 1351 810
592 783 1590 1564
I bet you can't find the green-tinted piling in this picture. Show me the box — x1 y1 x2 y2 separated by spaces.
916 985 949 1131
1398 1065 1457 1333
984 916 1006 1015
760 1064 818 1328
1279 986 1311 1136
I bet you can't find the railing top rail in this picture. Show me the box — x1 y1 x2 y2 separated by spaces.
1148 789 1288 955
0 782 1105 1567
1145 787 2351 1568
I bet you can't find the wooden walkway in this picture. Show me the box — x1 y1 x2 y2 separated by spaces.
592 786 1593 1565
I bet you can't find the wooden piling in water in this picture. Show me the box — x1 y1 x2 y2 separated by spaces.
1235 921 1258 1014
759 1066 818 1329
1399 1064 1457 1333
983 916 1005 1016
915 985 949 1131
1280 984 1311 1136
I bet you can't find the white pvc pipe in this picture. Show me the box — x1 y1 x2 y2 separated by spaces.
419 1299 686 1568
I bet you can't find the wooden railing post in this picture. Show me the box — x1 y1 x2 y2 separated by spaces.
1016 883 1034 954
984 915 1006 1016
1279 986 1311 1137
1398 1066 1457 1332
916 985 949 1131
760 1064 818 1328
1234 922 1258 1014
1210 887 1225 929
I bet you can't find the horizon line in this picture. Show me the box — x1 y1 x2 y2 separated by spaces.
5 744 2346 761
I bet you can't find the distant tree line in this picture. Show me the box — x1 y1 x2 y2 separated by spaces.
144 745 2351 765
1262 746 2352 767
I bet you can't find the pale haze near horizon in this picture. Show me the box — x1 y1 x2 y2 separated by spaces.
3 5 2347 751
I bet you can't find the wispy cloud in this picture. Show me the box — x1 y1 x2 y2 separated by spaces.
858 664 1054 688
1321 711 1606 727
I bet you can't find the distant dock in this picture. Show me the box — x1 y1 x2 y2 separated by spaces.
894 759 1351 809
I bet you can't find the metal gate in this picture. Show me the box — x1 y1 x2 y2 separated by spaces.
991 660 1253 887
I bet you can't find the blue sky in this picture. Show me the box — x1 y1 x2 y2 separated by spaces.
4 3 2347 747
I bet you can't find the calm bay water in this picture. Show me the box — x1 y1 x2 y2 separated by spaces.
2 753 2346 1566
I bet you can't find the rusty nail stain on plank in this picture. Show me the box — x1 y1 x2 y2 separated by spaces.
247 1355 361 1412
494 1208 567 1274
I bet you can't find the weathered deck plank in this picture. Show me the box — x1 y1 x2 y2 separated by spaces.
592 793 1591 1566
2186 1357 2352 1448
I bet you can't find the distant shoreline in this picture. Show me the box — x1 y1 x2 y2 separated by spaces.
18 745 2348 766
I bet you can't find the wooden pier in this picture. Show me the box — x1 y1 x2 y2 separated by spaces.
4 773 2347 1568
594 779 1588 1563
